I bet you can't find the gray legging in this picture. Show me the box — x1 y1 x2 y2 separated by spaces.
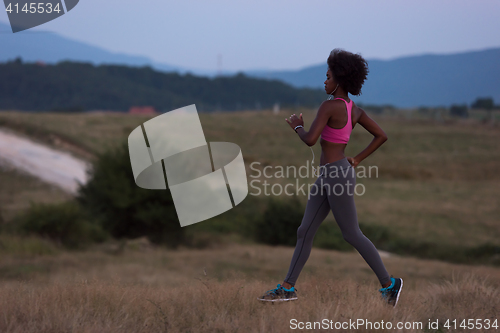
284 157 391 287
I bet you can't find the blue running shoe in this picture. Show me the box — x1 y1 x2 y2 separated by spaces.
258 284 298 302
379 277 403 307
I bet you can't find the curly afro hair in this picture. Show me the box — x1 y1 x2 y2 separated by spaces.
327 49 369 96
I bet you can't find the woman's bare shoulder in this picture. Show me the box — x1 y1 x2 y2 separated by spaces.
351 101 366 124
318 99 345 115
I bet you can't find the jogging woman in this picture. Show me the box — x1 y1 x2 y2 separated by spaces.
258 49 402 306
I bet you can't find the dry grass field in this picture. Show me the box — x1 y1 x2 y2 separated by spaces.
0 164 72 223
1 241 500 332
0 108 499 332
1 109 499 248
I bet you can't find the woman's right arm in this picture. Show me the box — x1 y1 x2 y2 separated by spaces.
286 101 333 147
347 105 388 167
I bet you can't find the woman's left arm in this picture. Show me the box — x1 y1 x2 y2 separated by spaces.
285 101 331 146
347 107 388 167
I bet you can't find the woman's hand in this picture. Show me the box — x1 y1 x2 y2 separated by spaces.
285 113 304 131
347 156 359 168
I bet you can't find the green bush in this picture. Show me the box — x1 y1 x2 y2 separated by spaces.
76 141 184 247
471 97 494 110
465 243 500 265
359 223 392 245
254 197 393 250
313 221 352 251
313 222 391 251
254 196 303 246
449 104 469 118
0 234 59 256
13 201 107 249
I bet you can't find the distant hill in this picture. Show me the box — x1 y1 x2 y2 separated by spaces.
0 21 185 74
0 59 324 112
246 48 500 107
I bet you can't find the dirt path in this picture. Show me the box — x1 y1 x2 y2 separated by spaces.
0 127 92 195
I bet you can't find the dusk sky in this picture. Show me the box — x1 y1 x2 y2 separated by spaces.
1 0 499 71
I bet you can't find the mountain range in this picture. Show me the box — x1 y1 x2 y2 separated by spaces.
0 21 185 74
247 49 500 107
1 21 499 108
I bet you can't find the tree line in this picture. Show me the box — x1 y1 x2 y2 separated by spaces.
0 57 325 112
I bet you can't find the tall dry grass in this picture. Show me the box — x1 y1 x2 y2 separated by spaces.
1 243 499 332
3 275 498 333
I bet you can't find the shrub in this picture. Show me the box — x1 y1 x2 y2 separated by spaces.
0 207 4 229
254 196 303 246
0 234 59 256
449 104 469 118
359 223 392 245
464 243 500 265
13 201 107 249
471 97 494 110
313 221 352 251
314 222 391 251
254 197 393 250
76 141 184 247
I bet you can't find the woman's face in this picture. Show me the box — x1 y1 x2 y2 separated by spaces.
324 68 337 94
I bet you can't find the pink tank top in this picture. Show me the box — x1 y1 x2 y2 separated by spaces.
320 98 353 144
